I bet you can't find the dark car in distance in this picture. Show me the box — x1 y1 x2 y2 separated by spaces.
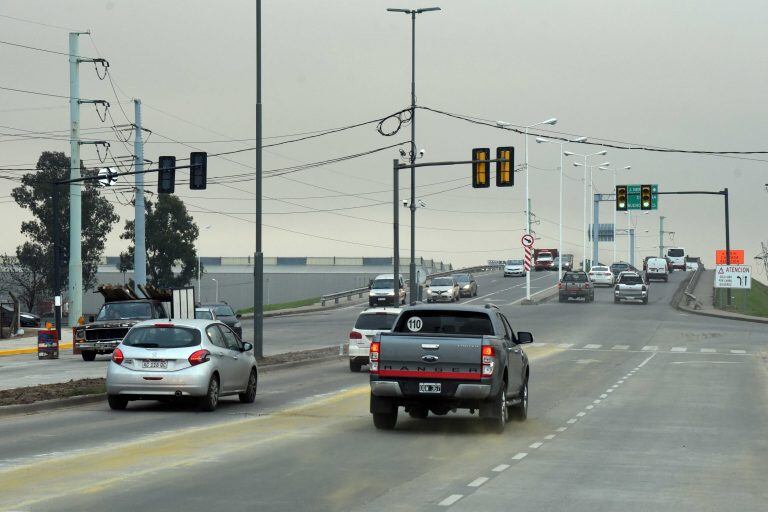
199 302 243 340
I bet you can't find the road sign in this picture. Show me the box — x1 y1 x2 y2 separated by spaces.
715 250 744 265
524 246 532 271
714 265 751 289
621 184 658 210
97 167 117 187
521 234 534 248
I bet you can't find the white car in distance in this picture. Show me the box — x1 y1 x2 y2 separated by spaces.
588 265 614 286
348 307 400 372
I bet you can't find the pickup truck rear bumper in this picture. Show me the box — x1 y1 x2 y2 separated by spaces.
371 380 491 400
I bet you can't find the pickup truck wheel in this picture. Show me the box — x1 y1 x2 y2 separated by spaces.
349 359 363 372
486 387 507 433
107 395 128 410
509 380 528 421
373 411 397 430
81 351 96 361
198 375 220 412
408 407 428 419
642 298 649 304
614 297 620 304
238 369 257 403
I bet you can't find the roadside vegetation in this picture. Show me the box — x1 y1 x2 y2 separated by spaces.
237 297 320 315
0 378 105 406
715 279 768 317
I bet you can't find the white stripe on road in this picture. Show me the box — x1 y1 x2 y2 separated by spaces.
512 452 528 460
576 412 586 417
492 464 510 472
586 405 594 410
583 344 602 349
545 434 556 440
700 348 716 353
558 343 574 349
730 349 747 354
638 353 657 368
467 477 489 488
612 345 630 350
556 427 568 432
671 347 687 352
439 495 464 507
600 394 608 399
567 418 578 424
529 442 544 449
641 346 658 351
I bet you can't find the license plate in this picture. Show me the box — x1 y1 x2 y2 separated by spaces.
377 297 386 302
419 383 441 394
142 360 168 369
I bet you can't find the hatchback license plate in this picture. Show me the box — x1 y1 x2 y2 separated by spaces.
142 360 167 369
419 383 441 394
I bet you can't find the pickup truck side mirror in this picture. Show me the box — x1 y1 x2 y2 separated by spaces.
517 331 534 344
236 313 242 319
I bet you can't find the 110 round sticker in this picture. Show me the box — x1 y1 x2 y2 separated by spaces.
406 316 423 332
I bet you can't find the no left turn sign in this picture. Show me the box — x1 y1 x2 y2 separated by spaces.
521 234 534 248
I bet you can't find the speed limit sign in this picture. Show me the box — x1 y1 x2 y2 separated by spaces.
521 234 534 248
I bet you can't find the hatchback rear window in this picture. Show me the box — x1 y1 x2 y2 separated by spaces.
394 311 494 336
668 249 684 257
591 266 609 272
123 326 201 348
355 313 398 330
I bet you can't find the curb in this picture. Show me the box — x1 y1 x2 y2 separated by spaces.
0 352 347 417
517 285 559 305
673 271 768 324
241 298 367 320
0 342 74 358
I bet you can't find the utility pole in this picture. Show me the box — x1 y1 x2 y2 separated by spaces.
592 194 600 265
52 182 62 340
393 159 399 287
629 228 636 267
133 99 146 292
253 0 264 358
68 32 83 327
659 216 665 257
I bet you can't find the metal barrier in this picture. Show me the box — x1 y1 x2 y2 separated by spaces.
683 265 704 309
319 265 497 306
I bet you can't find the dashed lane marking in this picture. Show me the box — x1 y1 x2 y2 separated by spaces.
671 347 687 352
529 442 543 449
700 348 716 353
492 464 510 472
557 343 574 349
467 477 489 488
576 412 586 417
545 434 556 440
556 427 568 432
612 345 630 350
511 452 528 460
641 346 658 351
731 349 747 354
583 344 602 349
600 394 608 399
567 418 578 424
439 495 464 507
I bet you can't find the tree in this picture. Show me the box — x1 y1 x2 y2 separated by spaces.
120 195 199 289
10 151 119 299
0 250 48 312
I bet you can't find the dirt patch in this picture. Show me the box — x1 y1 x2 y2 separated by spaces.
0 378 105 406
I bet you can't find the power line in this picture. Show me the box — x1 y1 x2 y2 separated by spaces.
0 13 80 32
0 38 95 58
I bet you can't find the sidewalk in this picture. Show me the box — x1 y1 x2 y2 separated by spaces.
0 329 74 357
678 269 768 324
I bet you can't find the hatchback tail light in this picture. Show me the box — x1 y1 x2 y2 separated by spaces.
349 331 363 340
112 348 124 365
369 341 380 373
481 345 495 376
188 349 210 366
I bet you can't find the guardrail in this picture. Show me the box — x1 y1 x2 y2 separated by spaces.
682 265 705 309
319 265 500 306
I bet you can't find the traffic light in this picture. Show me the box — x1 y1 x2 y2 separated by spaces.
189 152 207 190
472 148 490 188
616 185 628 211
158 156 176 194
640 184 652 210
496 147 514 187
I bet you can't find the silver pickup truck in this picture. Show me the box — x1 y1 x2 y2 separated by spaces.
369 304 533 433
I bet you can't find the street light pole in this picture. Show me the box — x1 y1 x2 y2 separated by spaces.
212 278 219 303
387 6 440 303
254 0 264 358
565 149 607 270
536 136 587 281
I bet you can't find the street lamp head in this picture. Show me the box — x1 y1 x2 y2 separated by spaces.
563 151 575 156
387 8 412 13
535 137 551 144
416 7 441 13
595 150 608 156
573 162 583 167
600 162 611 167
598 166 610 171
623 165 631 170
496 121 510 127
571 136 588 143
543 118 558 126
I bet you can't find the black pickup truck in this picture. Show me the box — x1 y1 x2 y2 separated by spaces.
369 304 533 432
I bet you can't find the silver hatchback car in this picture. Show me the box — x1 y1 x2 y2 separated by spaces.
106 319 258 411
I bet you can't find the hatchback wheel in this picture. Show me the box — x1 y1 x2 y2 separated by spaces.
239 369 257 403
107 395 128 410
199 375 220 412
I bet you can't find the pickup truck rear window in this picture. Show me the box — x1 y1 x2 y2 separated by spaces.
394 311 494 336
563 273 588 282
355 313 398 330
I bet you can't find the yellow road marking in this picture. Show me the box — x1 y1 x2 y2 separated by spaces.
0 342 73 357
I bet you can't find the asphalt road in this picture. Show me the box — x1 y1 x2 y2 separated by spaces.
1 270 766 511
0 270 559 390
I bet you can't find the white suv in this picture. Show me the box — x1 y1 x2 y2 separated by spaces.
348 307 401 372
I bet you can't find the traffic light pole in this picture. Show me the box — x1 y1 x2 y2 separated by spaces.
393 159 400 291
254 0 264 359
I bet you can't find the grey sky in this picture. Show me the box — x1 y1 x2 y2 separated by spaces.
1 0 767 269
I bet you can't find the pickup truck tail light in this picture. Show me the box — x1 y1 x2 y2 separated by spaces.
112 348 124 365
584 283 590 288
481 345 495 376
557 282 563 289
369 341 380 373
349 331 363 340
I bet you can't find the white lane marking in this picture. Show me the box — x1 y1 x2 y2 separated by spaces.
490 280 498 284
567 418 578 424
611 385 619 389
512 452 528 460
641 346 658 351
545 434 556 440
700 348 716 353
468 477 489 487
671 360 743 365
532 342 548 347
607 389 615 393
583 344 602 349
731 349 747 354
467 274 555 305
638 352 657 368
576 412 586 417
529 442 544 449
617 380 625 384
493 464 510 472
671 347 687 352
558 343 574 349
593 399 601 404
556 427 568 432
439 495 464 507
586 405 594 410
612 345 630 350
600 394 608 399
